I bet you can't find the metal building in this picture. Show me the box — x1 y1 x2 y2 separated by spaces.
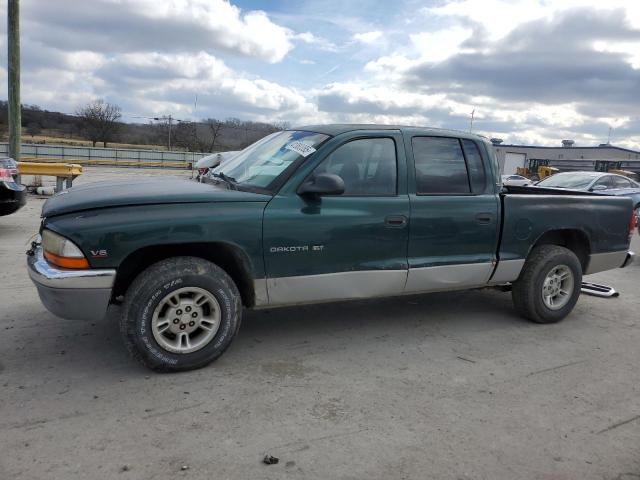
492 139 640 175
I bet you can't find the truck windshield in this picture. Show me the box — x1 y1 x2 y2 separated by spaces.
211 130 329 191
537 173 596 189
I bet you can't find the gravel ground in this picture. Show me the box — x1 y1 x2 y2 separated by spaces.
1 167 639 480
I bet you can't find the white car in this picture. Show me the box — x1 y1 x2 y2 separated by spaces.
195 151 239 179
502 174 532 186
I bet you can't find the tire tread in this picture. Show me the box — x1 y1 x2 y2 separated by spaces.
512 245 581 324
119 256 241 372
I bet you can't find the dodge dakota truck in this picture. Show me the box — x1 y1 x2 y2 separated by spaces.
27 125 636 372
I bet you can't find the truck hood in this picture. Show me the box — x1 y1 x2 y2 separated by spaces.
42 179 272 217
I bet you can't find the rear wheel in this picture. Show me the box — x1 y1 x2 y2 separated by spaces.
120 257 242 372
512 245 582 324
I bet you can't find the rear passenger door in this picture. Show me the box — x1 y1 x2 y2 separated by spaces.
404 135 500 293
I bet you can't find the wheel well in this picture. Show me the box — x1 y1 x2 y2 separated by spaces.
111 243 256 307
531 229 590 272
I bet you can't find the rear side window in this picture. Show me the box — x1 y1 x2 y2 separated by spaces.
461 139 487 193
612 176 632 188
412 137 470 194
593 176 613 190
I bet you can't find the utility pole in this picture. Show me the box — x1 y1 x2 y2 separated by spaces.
153 115 173 150
8 0 21 161
469 109 475 133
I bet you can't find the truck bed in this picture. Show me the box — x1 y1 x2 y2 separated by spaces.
498 187 633 266
503 185 599 196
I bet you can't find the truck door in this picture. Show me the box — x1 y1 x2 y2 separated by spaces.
263 132 410 306
404 135 500 293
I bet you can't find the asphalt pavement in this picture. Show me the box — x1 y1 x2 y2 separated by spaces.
1 167 639 480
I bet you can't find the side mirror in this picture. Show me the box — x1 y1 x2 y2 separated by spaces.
298 173 345 197
590 184 607 191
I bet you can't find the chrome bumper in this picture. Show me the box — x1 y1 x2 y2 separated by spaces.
27 246 116 320
621 251 635 269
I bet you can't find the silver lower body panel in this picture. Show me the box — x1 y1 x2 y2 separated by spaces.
266 269 407 307
404 262 493 293
262 262 496 307
585 250 629 275
488 259 525 284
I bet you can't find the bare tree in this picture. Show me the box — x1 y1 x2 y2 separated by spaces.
205 119 224 152
26 122 42 138
172 121 199 151
76 99 122 147
273 120 291 131
0 120 7 141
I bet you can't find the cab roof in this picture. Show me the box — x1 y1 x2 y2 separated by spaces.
293 123 487 141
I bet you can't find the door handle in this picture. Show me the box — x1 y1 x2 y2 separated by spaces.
385 215 408 228
475 213 493 225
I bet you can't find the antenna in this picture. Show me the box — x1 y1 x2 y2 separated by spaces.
469 109 475 132
607 126 612 144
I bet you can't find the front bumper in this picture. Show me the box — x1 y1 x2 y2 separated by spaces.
27 246 116 320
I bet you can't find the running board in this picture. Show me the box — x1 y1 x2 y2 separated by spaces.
581 282 619 298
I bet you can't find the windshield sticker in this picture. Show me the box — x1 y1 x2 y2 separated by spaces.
285 141 316 157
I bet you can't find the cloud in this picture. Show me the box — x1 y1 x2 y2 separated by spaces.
409 28 473 63
403 9 640 114
92 51 316 121
345 5 640 147
0 0 322 123
353 31 383 44
292 31 338 51
22 0 293 63
2 0 640 149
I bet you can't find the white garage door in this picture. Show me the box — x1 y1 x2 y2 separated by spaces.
503 152 526 174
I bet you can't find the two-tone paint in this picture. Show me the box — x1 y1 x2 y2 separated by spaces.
32 125 635 320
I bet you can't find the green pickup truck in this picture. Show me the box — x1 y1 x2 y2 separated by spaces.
27 125 635 371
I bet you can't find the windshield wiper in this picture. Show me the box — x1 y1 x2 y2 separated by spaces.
211 172 239 190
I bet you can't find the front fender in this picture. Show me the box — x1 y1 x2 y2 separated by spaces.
42 202 268 279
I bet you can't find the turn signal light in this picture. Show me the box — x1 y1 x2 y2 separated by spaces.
43 251 90 269
41 229 90 269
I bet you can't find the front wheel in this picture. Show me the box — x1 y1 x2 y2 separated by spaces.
120 257 242 372
512 245 582 324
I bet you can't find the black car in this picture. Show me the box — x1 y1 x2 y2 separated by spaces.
0 157 27 216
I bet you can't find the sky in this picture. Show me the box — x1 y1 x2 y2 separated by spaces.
1 0 640 149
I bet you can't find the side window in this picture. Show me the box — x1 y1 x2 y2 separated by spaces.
412 137 470 194
313 138 397 196
461 139 487 193
593 176 613 190
612 176 631 188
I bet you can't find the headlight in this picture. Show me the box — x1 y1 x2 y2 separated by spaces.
41 229 89 269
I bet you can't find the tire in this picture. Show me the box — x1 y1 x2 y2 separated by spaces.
120 256 242 372
512 245 582 324
635 206 639 235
